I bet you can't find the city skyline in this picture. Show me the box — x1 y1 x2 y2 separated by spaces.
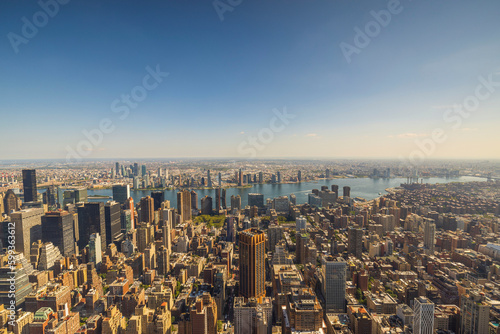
1 1 500 160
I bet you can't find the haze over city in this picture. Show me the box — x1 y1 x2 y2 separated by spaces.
1 1 500 334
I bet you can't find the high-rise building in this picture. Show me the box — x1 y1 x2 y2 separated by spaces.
105 201 122 246
140 196 154 224
331 185 339 197
297 170 302 182
190 293 218 334
283 288 324 333
62 188 88 206
296 216 307 232
424 218 435 254
151 191 165 211
248 193 264 209
201 196 213 215
89 233 102 268
11 208 44 256
41 211 75 256
231 195 241 213
259 172 263 184
0 257 33 308
191 190 198 210
234 297 272 334
343 186 351 198
115 162 120 176
226 216 237 243
112 184 130 204
3 189 20 214
22 169 37 203
322 256 346 312
267 224 284 252
207 170 212 187
133 163 139 176
215 188 226 211
289 194 296 206
77 202 106 251
239 229 266 300
238 169 243 186
347 227 363 259
141 165 147 177
460 292 490 334
413 297 434 334
272 196 289 214
177 190 192 222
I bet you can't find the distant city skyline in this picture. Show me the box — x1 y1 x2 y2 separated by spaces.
1 1 499 160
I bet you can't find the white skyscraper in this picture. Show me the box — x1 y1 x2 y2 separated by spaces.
296 216 307 232
413 297 434 334
89 233 102 269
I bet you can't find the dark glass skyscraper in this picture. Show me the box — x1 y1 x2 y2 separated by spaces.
41 211 75 256
77 202 106 251
22 169 37 202
151 191 165 211
105 201 122 245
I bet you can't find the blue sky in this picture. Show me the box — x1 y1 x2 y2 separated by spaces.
1 0 499 160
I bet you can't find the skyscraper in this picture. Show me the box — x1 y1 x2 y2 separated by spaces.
104 201 122 245
11 208 44 256
413 297 434 334
177 190 192 222
89 233 102 268
115 162 120 176
322 256 346 312
239 229 266 300
460 292 490 334
347 227 363 259
230 195 241 213
3 189 19 214
207 170 212 187
248 193 264 209
141 165 147 177
112 184 130 204
22 169 37 203
77 202 106 251
297 170 302 182
151 191 165 211
140 196 154 224
343 186 351 198
191 190 198 210
215 188 226 211
41 211 75 256
424 218 435 254
296 216 307 232
201 196 213 215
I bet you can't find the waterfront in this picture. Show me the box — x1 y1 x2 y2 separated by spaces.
86 176 486 207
